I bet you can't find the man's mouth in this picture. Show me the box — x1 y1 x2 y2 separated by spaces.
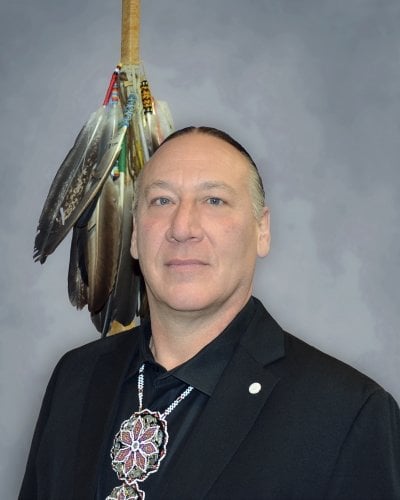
166 259 207 267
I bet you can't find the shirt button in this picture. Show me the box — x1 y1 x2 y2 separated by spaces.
249 382 262 394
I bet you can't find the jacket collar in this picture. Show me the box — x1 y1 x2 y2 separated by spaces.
161 297 285 499
240 296 286 366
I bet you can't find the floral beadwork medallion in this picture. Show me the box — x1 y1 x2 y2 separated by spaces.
107 364 194 499
106 482 144 500
110 410 168 485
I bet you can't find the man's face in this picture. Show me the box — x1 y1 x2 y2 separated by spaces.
131 133 270 317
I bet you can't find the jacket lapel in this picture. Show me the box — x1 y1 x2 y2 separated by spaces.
71 330 141 498
162 299 285 499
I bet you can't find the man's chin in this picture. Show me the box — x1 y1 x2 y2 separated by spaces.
152 292 220 315
169 298 215 314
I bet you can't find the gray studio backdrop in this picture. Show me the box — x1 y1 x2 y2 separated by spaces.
1 0 399 496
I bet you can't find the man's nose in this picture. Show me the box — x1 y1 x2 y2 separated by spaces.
166 201 203 243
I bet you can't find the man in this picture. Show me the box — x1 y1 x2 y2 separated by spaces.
20 127 400 499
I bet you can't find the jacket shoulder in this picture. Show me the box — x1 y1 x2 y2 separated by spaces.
250 298 387 405
57 325 141 368
284 331 382 393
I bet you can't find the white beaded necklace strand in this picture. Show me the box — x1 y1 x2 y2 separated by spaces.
106 363 194 500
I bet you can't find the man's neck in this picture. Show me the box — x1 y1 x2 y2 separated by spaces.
147 296 250 370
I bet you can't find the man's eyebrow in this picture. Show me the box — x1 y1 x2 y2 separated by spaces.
144 180 237 195
144 180 174 196
198 181 237 194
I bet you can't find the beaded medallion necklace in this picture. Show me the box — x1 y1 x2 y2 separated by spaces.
106 363 194 500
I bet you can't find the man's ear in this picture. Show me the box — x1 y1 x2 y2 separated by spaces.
257 207 271 258
131 216 139 260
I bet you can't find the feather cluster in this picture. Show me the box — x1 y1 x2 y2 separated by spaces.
34 65 174 335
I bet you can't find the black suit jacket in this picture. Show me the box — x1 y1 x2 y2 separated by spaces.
20 298 400 499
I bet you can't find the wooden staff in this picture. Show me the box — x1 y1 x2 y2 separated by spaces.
121 0 141 65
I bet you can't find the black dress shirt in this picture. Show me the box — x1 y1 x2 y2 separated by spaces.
97 298 257 499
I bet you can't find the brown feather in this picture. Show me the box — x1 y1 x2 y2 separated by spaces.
91 160 142 335
85 176 121 313
68 225 88 309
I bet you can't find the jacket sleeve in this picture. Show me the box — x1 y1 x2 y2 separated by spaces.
18 355 67 500
326 388 400 499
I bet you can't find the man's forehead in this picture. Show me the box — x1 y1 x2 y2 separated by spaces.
146 134 248 171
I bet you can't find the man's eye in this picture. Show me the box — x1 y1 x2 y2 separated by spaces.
151 197 171 206
207 197 224 206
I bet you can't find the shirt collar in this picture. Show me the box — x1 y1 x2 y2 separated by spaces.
130 297 257 396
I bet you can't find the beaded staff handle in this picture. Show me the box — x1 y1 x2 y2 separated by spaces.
121 0 141 65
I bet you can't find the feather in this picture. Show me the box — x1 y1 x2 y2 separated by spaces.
34 106 106 263
84 175 121 314
92 172 141 334
138 79 173 154
148 100 174 152
67 196 98 309
152 100 174 144
90 141 141 335
67 224 88 309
